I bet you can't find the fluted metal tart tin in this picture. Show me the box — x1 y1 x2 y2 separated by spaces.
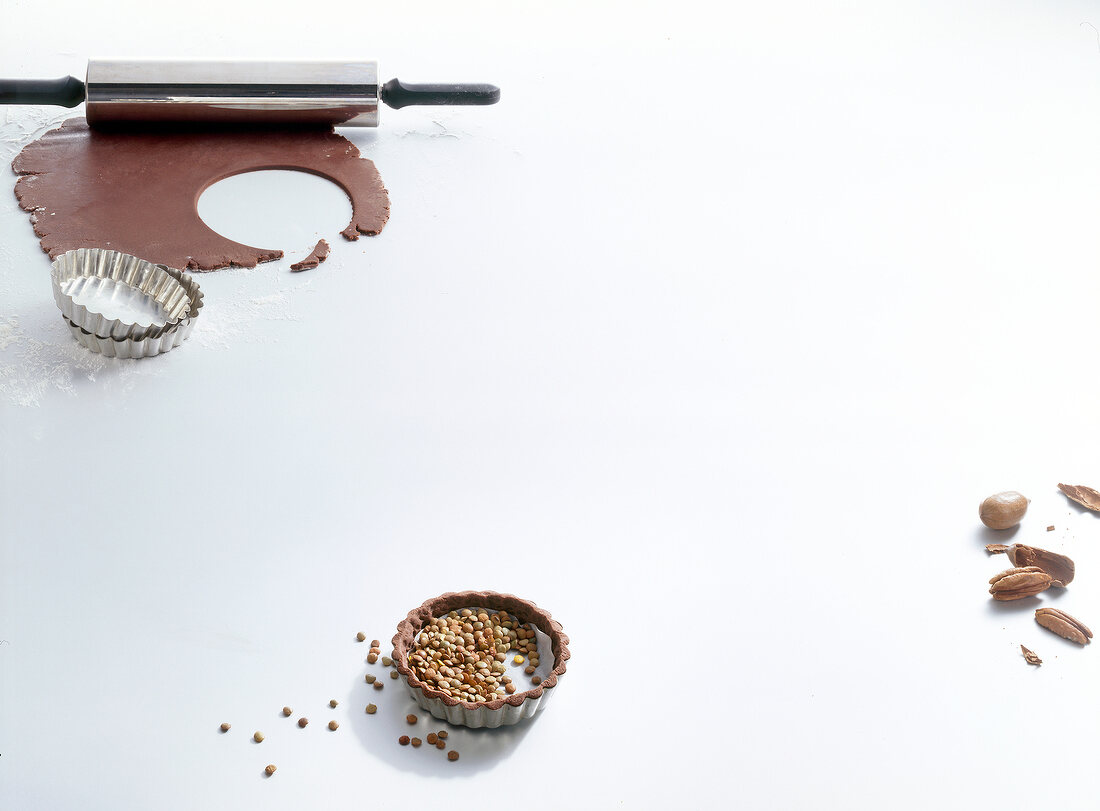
51 248 191 340
391 591 569 729
62 261 204 358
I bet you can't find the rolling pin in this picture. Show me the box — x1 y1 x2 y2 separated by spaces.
0 60 499 128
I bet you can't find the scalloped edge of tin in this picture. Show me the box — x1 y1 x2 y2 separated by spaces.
391 591 570 729
51 248 191 340
62 264 203 358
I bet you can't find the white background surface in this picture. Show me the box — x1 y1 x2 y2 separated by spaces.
5 0 1100 808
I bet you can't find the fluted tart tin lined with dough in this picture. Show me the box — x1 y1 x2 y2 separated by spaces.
52 249 204 357
391 591 570 729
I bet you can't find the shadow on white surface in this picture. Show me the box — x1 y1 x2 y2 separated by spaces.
344 672 537 775
974 525 1020 546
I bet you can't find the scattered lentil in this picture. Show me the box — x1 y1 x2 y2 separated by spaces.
253 732 265 743
399 735 410 746
532 675 542 685
371 639 380 647
365 674 376 684
365 704 377 714
406 714 418 724
368 653 378 664
436 740 446 750
411 737 422 747
505 683 516 694
265 764 277 776
381 656 393 667
437 730 448 739
219 723 231 732
390 670 399 680
524 666 536 675
328 721 339 731
298 718 309 728
448 750 459 761
373 682 383 690
329 699 338 708
426 733 438 745
282 707 292 717
357 632 366 642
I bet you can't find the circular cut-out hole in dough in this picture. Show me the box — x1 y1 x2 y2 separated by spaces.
197 170 353 259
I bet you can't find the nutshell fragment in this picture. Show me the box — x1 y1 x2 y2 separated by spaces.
1005 544 1075 588
988 567 1052 601
1035 608 1093 645
1057 483 1100 512
1020 645 1042 666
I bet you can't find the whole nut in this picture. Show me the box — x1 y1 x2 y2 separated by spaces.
979 491 1029 529
989 566 1052 600
1035 607 1093 645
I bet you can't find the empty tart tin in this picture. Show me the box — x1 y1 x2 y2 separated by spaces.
51 248 191 341
391 590 570 728
63 263 204 358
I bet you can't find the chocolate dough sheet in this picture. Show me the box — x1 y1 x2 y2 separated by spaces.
12 119 389 271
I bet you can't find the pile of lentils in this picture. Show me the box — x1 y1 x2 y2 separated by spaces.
409 608 541 702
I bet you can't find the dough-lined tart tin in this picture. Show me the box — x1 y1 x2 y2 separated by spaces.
63 262 204 358
51 248 191 340
391 590 570 728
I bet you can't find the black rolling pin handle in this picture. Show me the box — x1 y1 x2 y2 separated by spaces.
381 78 500 110
0 76 85 107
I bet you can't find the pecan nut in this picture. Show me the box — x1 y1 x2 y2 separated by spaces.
1035 608 1093 645
988 567 1052 601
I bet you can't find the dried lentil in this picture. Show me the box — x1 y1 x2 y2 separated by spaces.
328 721 339 730
365 704 377 714
437 730 448 739
399 735 410 746
524 666 536 675
532 675 542 685
265 764 277 776
368 653 378 664
448 750 459 761
282 707 292 717
365 674 376 684
426 733 437 745
219 723 231 732
329 699 338 708
411 737 422 747
298 718 309 728
373 682 383 690
406 714 417 724
253 732 264 743
390 670 399 680
371 639 380 647
382 656 393 666
356 632 366 642
436 740 446 750
409 607 549 703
